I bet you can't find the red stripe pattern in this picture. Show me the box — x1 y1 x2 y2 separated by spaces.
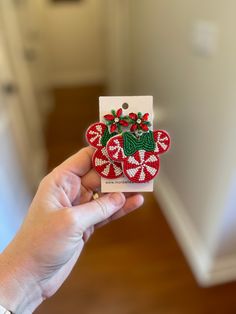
93 147 123 179
86 123 107 148
123 150 159 183
86 122 123 179
106 129 170 183
106 135 126 162
153 130 171 154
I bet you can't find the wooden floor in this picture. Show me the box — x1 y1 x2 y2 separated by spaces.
36 86 236 314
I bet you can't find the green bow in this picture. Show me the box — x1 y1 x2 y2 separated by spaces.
123 131 155 156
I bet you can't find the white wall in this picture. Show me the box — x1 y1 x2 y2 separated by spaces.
122 0 236 285
44 0 106 86
105 0 131 95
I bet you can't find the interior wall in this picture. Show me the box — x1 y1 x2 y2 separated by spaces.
127 0 236 280
44 0 106 86
105 0 131 95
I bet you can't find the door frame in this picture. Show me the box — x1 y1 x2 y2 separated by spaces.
0 1 47 185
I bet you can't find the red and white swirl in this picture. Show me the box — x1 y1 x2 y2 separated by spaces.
153 130 171 154
93 147 123 179
106 135 126 162
123 150 159 183
86 123 107 149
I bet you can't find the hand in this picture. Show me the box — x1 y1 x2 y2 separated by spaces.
0 147 144 314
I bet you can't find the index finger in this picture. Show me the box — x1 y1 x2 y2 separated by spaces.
57 146 95 177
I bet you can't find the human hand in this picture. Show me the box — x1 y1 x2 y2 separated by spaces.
0 147 144 314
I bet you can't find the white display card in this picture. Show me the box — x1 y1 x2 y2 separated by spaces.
99 96 154 193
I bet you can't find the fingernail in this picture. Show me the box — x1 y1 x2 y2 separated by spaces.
110 193 125 206
138 194 145 205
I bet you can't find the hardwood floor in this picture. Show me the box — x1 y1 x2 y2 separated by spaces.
36 85 236 314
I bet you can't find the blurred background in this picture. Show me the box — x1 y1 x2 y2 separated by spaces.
1 0 236 313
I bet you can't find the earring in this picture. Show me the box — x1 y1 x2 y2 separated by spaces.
86 122 123 179
86 108 171 183
106 111 170 183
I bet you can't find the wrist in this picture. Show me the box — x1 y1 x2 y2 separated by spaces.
0 250 43 314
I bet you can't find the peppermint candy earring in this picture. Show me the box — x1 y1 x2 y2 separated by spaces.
106 112 170 183
86 108 129 179
86 108 170 183
86 122 123 179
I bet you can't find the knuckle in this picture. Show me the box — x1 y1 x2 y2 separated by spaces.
96 199 109 220
38 172 51 188
63 208 78 229
57 209 84 238
38 168 59 189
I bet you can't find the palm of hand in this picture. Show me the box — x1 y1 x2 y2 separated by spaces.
5 147 143 300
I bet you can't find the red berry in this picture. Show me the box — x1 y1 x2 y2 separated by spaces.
116 108 122 118
142 113 149 121
110 123 117 132
141 124 149 131
130 124 138 132
104 114 115 121
119 119 129 127
129 113 138 120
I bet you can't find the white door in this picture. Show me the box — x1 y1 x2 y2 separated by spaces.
0 109 31 252
0 23 31 252
13 0 52 118
0 0 47 186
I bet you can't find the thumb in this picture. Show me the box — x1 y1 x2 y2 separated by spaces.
73 192 126 231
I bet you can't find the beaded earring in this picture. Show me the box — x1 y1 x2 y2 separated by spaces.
106 111 170 183
86 108 170 183
86 122 123 179
86 108 129 179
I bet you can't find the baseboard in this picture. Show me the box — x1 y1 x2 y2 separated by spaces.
49 70 106 87
154 173 236 286
207 253 236 286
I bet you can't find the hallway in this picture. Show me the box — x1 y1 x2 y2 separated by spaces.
36 86 236 314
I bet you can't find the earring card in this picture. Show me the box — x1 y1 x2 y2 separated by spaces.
99 96 154 193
